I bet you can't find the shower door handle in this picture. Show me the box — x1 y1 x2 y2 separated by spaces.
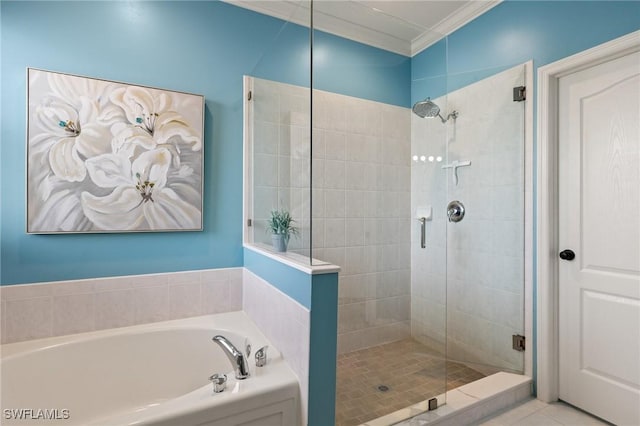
419 217 426 248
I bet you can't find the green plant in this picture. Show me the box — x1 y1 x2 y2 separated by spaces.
267 209 299 240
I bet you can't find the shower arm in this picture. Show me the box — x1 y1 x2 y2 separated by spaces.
439 111 459 123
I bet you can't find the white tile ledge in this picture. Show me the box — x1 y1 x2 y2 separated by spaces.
364 372 532 426
244 243 340 275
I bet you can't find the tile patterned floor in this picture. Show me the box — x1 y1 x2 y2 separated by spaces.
335 338 485 426
478 398 612 425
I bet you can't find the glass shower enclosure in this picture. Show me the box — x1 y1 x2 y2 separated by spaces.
244 2 528 425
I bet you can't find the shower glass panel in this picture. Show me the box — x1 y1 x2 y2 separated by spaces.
444 63 527 376
308 0 449 419
247 1 312 261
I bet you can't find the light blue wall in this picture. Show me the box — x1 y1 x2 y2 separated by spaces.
243 248 312 308
0 1 409 285
313 31 410 107
308 272 338 426
412 0 640 101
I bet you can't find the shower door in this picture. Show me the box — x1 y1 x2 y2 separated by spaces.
444 64 527 376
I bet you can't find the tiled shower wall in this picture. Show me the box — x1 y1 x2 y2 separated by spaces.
313 90 412 354
251 78 311 253
251 77 412 354
411 65 526 372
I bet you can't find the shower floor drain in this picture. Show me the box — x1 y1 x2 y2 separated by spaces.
377 384 390 392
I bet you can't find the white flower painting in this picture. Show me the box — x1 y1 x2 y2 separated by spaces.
27 69 204 233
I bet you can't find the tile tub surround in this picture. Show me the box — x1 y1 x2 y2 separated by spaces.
242 268 311 426
0 268 243 344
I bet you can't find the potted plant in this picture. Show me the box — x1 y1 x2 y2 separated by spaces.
267 209 298 252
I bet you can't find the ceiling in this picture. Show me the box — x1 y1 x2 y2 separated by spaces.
224 0 501 57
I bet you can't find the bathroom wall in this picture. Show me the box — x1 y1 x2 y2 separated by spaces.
1 262 337 426
243 248 338 426
412 1 640 101
0 268 243 344
312 89 412 354
0 1 410 286
250 76 412 353
250 78 312 253
243 268 311 423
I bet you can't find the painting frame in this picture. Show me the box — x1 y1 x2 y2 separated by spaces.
26 68 205 234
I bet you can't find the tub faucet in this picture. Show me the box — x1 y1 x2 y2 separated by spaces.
212 335 250 380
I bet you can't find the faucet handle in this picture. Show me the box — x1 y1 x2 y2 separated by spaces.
244 338 252 358
255 345 269 367
209 373 227 393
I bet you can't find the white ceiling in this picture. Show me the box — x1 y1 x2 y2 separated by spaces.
225 0 501 56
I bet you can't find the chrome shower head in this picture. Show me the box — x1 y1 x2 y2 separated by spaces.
412 98 458 123
412 98 440 118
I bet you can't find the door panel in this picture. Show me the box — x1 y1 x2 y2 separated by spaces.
558 51 640 426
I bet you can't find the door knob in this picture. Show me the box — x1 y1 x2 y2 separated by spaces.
559 249 575 261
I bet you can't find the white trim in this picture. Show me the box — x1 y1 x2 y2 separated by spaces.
536 30 640 403
224 0 500 57
410 1 502 56
244 243 340 275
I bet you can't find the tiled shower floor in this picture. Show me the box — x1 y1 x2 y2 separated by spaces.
335 338 486 426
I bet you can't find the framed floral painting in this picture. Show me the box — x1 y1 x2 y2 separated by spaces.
26 68 204 233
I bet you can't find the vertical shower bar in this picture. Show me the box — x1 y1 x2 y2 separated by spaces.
419 217 426 248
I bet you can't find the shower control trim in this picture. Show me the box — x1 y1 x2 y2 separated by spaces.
447 200 465 223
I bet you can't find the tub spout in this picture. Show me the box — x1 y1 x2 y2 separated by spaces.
212 335 250 380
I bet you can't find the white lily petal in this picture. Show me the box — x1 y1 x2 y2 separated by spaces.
30 189 85 232
34 99 79 134
125 87 156 115
154 92 171 113
29 133 57 155
77 96 99 124
143 188 201 229
132 148 171 189
112 125 156 153
49 138 86 182
74 122 113 158
99 104 126 124
85 153 132 188
81 187 146 230
155 111 186 128
110 87 139 124
155 121 202 150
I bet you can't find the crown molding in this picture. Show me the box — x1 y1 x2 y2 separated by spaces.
225 0 501 58
411 1 502 56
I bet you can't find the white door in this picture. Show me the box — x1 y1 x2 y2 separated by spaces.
558 51 640 425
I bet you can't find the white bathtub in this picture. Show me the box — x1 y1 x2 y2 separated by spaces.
0 312 299 426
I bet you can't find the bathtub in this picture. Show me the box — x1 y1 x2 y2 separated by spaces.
1 312 299 426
